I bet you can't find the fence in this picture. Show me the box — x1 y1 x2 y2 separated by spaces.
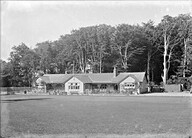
164 84 181 92
0 87 32 95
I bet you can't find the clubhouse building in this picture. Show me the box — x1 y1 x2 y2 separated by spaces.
36 68 148 95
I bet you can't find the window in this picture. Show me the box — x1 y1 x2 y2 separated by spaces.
100 84 107 89
124 83 135 89
68 82 80 90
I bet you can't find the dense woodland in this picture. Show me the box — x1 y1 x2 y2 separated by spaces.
1 14 192 87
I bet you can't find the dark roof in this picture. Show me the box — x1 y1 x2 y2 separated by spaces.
88 73 114 83
40 72 145 84
111 74 139 84
41 74 72 83
74 75 92 83
119 72 145 82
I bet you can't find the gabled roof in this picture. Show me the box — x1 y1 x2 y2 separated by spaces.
74 75 92 83
40 72 146 84
41 74 73 84
119 72 145 82
111 74 139 84
88 73 114 83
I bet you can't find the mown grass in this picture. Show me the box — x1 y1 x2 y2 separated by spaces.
1 95 191 138
8 133 192 138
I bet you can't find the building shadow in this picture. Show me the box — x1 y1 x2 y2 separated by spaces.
1 98 52 103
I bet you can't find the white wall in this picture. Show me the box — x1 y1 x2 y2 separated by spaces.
119 76 148 93
119 76 136 92
65 77 84 94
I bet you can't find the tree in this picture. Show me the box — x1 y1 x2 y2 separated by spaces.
158 15 182 85
177 14 192 77
71 28 88 73
0 60 12 87
111 24 146 72
142 21 162 85
20 50 40 86
35 41 59 73
5 14 191 87
95 25 113 73
9 43 40 86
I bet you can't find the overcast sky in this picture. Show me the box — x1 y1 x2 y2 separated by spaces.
1 1 192 61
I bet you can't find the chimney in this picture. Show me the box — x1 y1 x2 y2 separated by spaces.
113 66 117 77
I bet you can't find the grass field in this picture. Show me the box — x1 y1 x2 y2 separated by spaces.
1 95 192 138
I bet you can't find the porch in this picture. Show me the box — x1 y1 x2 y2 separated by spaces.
84 83 119 94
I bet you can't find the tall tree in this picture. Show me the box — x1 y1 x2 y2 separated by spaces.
111 24 145 71
35 41 58 73
96 25 113 73
71 28 88 73
9 43 40 86
177 14 192 77
159 15 182 84
142 21 162 84
0 60 12 87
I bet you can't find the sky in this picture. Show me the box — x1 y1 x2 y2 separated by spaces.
1 1 192 61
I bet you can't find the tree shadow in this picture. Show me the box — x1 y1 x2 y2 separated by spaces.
1 98 52 103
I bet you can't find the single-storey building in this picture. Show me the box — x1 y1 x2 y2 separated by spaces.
36 68 148 95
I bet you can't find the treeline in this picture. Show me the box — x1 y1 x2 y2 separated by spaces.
1 14 192 87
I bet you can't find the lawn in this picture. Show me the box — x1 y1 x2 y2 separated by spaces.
1 95 192 138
